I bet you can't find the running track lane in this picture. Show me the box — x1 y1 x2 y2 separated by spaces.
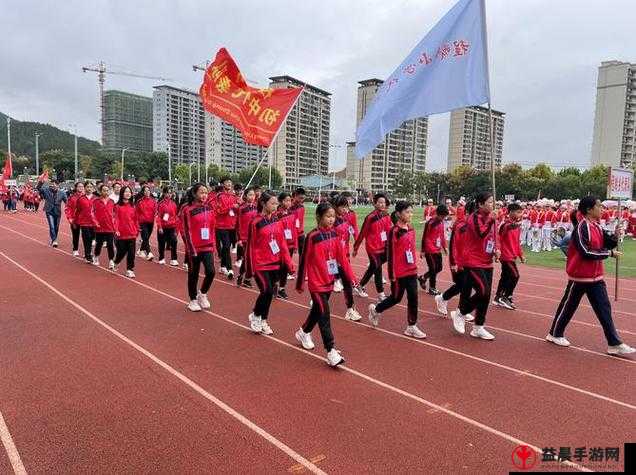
0 257 325 474
1 222 631 471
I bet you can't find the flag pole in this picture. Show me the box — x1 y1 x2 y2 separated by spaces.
480 0 496 199
615 197 622 301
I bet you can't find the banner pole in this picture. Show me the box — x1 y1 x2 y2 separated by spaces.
480 0 496 199
615 197 621 302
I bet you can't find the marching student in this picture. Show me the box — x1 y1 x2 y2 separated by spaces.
235 187 258 288
368 201 427 339
547 196 635 355
216 176 239 280
109 182 122 203
289 187 306 261
156 186 179 266
65 182 83 256
92 183 116 269
113 185 139 278
246 192 295 335
275 192 297 299
333 195 362 321
422 198 436 223
543 204 555 251
181 183 216 312
135 184 157 260
341 191 359 242
418 204 449 295
493 203 525 309
353 193 393 301
295 202 356 366
35 176 67 248
74 181 97 264
450 191 500 340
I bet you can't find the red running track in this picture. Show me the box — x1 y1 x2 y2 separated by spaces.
1 211 634 473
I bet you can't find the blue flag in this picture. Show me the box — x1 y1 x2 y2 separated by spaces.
355 0 490 159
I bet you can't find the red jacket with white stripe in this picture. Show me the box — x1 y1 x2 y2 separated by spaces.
215 191 238 230
448 217 467 268
566 215 617 282
296 226 356 293
237 202 257 242
353 209 392 256
276 208 298 250
421 217 446 254
181 203 216 255
93 197 115 233
156 198 178 230
461 210 497 269
135 196 157 224
498 218 523 262
65 194 78 222
289 202 305 235
387 224 418 280
114 203 139 240
345 210 359 241
245 213 294 277
74 195 97 227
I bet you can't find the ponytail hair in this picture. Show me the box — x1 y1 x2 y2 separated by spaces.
572 195 599 226
315 202 334 221
392 200 412 224
257 191 274 213
187 183 206 205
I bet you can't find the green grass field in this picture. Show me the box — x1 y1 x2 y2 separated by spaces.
303 203 636 278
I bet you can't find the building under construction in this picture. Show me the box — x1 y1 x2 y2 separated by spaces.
103 90 153 152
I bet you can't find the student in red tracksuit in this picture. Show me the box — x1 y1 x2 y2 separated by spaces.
135 185 157 260
341 191 359 241
333 195 362 321
368 201 427 339
289 187 306 261
66 182 84 256
493 203 526 309
295 202 357 366
156 187 179 266
353 193 393 301
181 183 217 312
92 183 116 268
74 181 97 263
246 192 295 335
113 185 139 278
547 196 635 355
236 187 257 289
450 191 500 340
216 177 238 279
418 205 449 295
275 192 297 299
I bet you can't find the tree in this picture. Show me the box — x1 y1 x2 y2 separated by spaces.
173 164 190 188
237 165 282 189
41 150 74 182
392 169 419 200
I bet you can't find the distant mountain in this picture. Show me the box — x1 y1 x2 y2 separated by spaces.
0 113 101 157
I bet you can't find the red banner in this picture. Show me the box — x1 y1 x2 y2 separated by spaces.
199 48 303 147
2 152 12 179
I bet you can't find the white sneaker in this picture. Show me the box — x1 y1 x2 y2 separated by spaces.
287 273 296 281
451 310 465 335
248 313 262 333
219 266 229 276
183 263 189 271
377 292 387 303
138 250 147 259
345 308 362 322
227 270 234 280
333 279 344 293
546 334 571 347
231 246 237 255
197 292 211 309
295 328 315 350
470 326 495 340
404 324 427 339
92 256 99 266
234 259 243 269
125 270 136 279
170 260 179 266
187 300 202 312
382 277 387 284
607 343 636 355
52 240 59 248
108 260 115 270
434 294 448 316
464 313 475 322
326 348 345 366
146 252 154 261
158 259 166 265
368 304 381 327
353 286 368 298
72 250 80 257
261 320 273 335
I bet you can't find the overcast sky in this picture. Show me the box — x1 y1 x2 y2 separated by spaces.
1 0 633 172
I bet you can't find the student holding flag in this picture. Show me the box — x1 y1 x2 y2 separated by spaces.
36 172 67 247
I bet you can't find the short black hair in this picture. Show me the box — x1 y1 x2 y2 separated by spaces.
292 187 306 196
436 204 449 217
220 176 232 184
507 203 522 212
340 191 353 199
373 192 389 205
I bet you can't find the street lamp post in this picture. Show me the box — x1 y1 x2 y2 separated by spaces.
69 124 78 179
167 144 172 185
188 162 196 185
35 132 41 175
120 148 129 180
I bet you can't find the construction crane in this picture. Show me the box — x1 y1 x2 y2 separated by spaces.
82 61 171 145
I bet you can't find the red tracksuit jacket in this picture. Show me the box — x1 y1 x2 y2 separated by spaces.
353 209 392 256
462 210 497 269
114 203 139 240
74 195 96 227
215 191 238 230
93 197 115 233
421 217 446 254
156 198 178 230
237 202 258 243
296 226 356 293
498 219 523 262
334 215 353 255
448 217 467 269
65 194 78 222
345 210 359 241
566 215 617 282
289 202 305 236
135 196 157 224
276 208 298 250
245 213 294 277
387 224 418 280
181 203 216 255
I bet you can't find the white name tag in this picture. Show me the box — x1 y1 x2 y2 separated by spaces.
295 218 300 229
406 250 414 264
163 213 169 222
380 231 387 242
229 210 235 217
269 239 280 254
485 239 494 254
284 229 292 240
435 237 441 248
327 258 338 275
201 227 210 240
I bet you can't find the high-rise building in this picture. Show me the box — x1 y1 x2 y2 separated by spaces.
346 79 428 192
152 85 205 166
103 90 153 152
591 60 636 169
267 76 331 188
205 114 267 174
447 105 504 173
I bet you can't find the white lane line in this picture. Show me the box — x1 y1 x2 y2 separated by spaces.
0 251 326 475
0 410 27 475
